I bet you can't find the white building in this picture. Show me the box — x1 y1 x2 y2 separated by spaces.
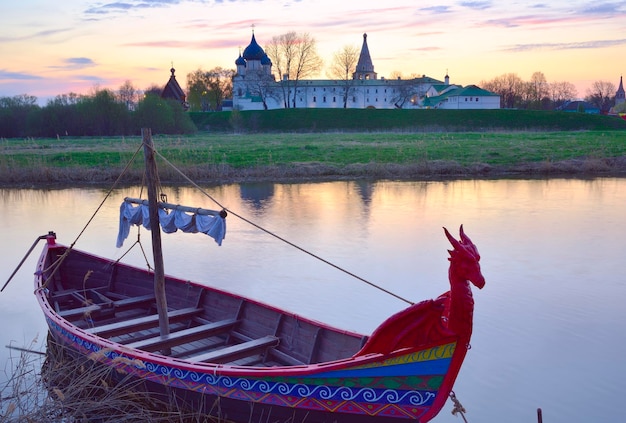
232 33 500 111
422 84 501 109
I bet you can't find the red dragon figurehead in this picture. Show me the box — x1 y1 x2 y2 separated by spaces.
444 225 485 289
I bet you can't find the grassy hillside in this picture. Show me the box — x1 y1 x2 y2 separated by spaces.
190 109 626 133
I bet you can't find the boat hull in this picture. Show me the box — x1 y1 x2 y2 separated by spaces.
36 238 466 422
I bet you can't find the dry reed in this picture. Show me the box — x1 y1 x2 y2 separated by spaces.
1 334 221 423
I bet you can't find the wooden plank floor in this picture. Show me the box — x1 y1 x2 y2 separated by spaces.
55 292 289 367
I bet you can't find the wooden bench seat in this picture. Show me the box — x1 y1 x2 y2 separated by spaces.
189 335 280 364
51 287 107 302
59 304 102 320
124 318 239 352
58 293 155 320
108 294 155 311
84 307 202 338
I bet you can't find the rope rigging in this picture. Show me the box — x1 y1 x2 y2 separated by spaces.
34 144 146 292
153 148 414 306
450 391 470 423
30 138 414 306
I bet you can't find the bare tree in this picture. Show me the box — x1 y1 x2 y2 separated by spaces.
518 81 533 109
390 80 421 108
47 92 81 106
246 69 280 110
266 31 323 108
265 32 294 108
549 81 577 109
381 73 430 108
389 70 404 80
389 71 423 80
327 45 359 108
0 94 38 108
528 71 549 109
484 72 578 110
481 73 524 108
585 80 616 113
118 80 139 110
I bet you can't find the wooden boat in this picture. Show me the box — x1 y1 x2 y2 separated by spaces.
30 131 485 422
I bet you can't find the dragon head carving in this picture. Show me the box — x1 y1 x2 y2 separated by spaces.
444 225 485 289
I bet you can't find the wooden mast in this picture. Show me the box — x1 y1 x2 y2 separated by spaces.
142 128 170 340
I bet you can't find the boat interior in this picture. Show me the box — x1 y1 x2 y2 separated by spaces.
45 247 368 368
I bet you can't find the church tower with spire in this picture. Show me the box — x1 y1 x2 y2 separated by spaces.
353 33 377 80
616 76 625 105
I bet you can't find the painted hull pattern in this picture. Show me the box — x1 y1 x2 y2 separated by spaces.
45 313 457 421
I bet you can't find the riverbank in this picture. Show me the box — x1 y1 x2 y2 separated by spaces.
3 157 626 189
1 130 626 187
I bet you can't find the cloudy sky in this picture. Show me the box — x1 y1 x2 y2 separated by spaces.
2 0 625 103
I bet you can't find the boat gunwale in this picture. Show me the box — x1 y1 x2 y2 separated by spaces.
45 241 367 337
36 240 461 378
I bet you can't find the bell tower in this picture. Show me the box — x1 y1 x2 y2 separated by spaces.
353 33 377 80
616 76 625 105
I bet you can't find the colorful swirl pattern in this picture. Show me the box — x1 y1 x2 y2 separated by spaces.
48 318 453 419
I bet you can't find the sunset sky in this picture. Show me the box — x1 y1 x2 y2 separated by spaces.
2 0 625 104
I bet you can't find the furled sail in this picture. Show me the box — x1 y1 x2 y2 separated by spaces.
116 197 226 248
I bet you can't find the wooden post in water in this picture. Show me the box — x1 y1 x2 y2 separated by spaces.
142 128 170 341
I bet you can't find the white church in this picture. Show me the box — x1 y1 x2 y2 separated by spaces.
231 32 500 111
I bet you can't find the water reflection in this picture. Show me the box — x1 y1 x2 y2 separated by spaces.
240 183 275 211
355 180 375 205
1 178 625 423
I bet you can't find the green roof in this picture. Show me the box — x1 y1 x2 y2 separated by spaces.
423 85 498 107
452 85 499 97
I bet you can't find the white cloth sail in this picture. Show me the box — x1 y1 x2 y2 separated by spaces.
116 201 226 248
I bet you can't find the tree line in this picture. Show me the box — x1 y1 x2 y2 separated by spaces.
0 87 196 139
480 72 621 113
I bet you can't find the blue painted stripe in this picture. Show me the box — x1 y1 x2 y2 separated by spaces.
312 357 452 379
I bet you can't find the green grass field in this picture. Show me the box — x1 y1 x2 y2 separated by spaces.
1 109 625 185
1 129 625 186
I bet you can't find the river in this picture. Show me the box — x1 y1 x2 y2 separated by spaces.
1 178 625 423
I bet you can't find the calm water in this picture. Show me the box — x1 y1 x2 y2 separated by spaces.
1 178 625 423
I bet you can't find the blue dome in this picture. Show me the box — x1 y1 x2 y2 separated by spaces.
242 34 266 61
261 54 272 66
235 54 246 66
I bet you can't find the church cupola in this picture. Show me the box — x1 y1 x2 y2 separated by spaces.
261 54 272 76
237 30 272 77
235 52 246 75
261 54 272 67
241 32 268 73
242 33 266 61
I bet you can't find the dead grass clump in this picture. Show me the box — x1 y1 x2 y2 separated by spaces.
1 335 218 422
580 157 613 173
1 337 45 422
